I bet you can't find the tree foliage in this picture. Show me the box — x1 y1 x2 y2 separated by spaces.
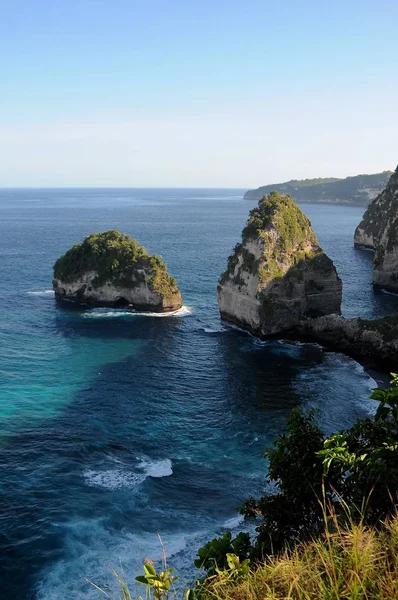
197 375 398 570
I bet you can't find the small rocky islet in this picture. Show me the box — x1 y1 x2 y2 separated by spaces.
53 229 182 312
217 190 342 336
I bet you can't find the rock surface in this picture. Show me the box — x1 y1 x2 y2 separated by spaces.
245 172 392 204
53 230 182 312
217 192 342 336
354 166 398 291
296 314 398 369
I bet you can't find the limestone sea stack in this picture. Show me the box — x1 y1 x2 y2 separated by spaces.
217 192 342 336
354 166 398 292
53 230 183 312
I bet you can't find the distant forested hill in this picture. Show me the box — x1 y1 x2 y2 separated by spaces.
244 171 393 204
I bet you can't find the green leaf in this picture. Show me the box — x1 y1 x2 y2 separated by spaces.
144 564 157 577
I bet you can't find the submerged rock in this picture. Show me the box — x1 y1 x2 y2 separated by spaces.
53 230 182 312
354 166 398 292
217 192 342 336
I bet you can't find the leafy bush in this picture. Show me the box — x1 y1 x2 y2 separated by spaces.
197 375 398 569
194 532 251 576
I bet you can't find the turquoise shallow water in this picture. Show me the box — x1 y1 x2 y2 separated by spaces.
0 189 397 599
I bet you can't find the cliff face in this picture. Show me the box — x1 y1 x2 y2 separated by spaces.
297 314 398 369
354 166 398 291
217 192 342 336
53 230 182 312
244 172 393 205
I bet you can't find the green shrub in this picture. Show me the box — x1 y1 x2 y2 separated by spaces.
198 375 398 568
53 230 179 297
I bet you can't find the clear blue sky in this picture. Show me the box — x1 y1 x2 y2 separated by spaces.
0 0 397 187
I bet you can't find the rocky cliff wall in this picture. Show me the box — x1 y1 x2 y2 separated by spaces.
297 314 398 369
354 167 398 292
217 192 342 336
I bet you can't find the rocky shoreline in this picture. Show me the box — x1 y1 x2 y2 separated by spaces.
294 314 398 371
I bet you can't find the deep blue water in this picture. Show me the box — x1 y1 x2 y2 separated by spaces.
0 188 397 599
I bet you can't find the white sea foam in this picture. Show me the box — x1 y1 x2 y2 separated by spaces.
83 458 172 490
83 468 145 490
248 436 259 445
27 289 55 296
36 520 206 600
84 305 193 319
202 326 224 333
223 514 244 529
382 289 398 296
138 458 173 478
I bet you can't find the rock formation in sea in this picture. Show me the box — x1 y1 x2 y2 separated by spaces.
244 171 392 204
53 230 183 312
217 191 342 336
296 314 398 369
354 166 398 292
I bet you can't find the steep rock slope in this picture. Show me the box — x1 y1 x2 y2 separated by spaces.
53 230 182 312
217 192 342 336
354 166 398 291
244 172 392 204
297 314 398 369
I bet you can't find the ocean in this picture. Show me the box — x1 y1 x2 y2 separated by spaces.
0 188 397 599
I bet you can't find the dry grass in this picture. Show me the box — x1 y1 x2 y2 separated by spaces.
201 516 398 600
92 514 398 600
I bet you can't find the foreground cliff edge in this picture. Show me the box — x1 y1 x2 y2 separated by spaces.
217 191 342 336
53 230 183 312
355 165 398 292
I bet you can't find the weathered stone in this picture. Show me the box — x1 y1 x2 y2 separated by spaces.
53 230 182 312
354 166 398 292
296 314 398 369
217 192 342 336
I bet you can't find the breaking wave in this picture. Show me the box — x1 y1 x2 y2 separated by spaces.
27 289 55 296
83 306 193 318
83 458 173 490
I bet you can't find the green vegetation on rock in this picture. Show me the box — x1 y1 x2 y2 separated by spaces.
240 191 319 285
53 229 178 298
218 191 341 335
242 190 317 247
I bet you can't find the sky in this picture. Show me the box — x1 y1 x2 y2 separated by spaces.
0 0 397 187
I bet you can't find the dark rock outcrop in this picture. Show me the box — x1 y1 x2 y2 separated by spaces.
296 314 398 369
354 166 398 292
217 192 342 336
53 230 182 312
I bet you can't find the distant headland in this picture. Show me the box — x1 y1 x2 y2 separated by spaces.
244 171 393 205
